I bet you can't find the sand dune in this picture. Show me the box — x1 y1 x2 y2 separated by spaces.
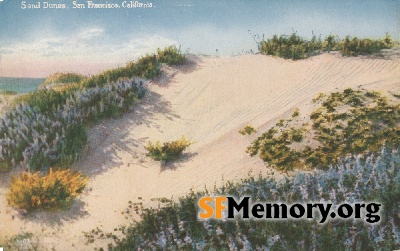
1 52 400 250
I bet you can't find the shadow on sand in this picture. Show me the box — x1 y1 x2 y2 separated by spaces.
75 88 183 178
158 152 199 172
150 55 202 87
21 200 88 227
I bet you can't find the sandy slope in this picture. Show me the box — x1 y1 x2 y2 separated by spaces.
1 52 400 250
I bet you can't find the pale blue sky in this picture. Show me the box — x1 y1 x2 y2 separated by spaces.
0 0 399 77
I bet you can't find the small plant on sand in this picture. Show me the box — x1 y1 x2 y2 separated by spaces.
292 108 300 118
145 136 192 161
239 125 257 135
7 168 88 211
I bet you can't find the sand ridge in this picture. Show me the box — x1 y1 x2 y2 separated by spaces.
0 52 400 250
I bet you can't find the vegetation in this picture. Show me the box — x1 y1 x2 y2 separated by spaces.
292 108 300 117
239 125 257 135
258 33 324 59
0 79 144 172
7 168 88 211
341 35 394 56
39 72 85 90
0 90 17 96
247 124 306 171
91 149 400 250
257 33 395 60
145 136 192 161
0 46 186 172
1 232 38 250
247 89 400 171
157 45 187 65
81 45 186 88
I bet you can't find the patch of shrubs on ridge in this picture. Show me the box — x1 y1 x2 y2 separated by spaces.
256 33 395 60
247 89 400 171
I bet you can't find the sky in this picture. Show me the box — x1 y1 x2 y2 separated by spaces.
0 0 399 78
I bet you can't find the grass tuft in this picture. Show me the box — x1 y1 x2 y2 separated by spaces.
145 136 192 161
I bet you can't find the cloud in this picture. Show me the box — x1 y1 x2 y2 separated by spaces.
76 27 104 40
0 27 178 77
0 27 106 57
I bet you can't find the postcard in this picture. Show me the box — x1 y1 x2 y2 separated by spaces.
0 0 399 250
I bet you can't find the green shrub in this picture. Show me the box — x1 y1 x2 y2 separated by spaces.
292 108 300 117
157 45 187 65
145 136 192 161
247 125 305 171
239 125 257 135
39 72 85 90
341 34 393 56
248 89 400 171
7 168 88 211
324 34 339 52
130 54 160 79
258 33 318 60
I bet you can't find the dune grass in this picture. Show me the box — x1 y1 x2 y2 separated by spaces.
80 45 186 89
258 33 395 60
